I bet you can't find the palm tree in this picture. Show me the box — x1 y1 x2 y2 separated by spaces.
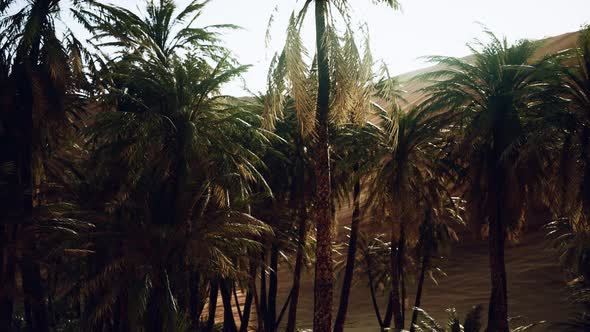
255 95 315 332
265 3 400 329
366 69 456 329
331 121 381 332
420 32 555 331
0 1 90 329
77 1 273 330
546 26 590 277
409 196 463 332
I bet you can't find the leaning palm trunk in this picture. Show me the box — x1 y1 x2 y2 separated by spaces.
206 278 220 332
286 200 308 332
334 175 362 332
313 1 334 331
220 279 238 332
238 262 256 332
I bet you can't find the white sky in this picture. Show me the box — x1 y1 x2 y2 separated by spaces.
57 0 590 95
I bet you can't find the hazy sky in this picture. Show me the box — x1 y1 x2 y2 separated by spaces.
57 0 590 95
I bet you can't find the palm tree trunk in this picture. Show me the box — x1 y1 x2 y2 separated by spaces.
409 253 429 332
286 201 307 332
390 226 403 330
233 284 243 323
239 263 255 332
220 279 238 332
190 271 203 329
275 287 294 328
382 292 394 330
260 250 267 331
334 176 361 332
366 254 383 327
266 244 279 332
486 170 509 332
0 224 15 332
21 260 49 332
313 1 334 331
398 226 406 329
206 278 220 332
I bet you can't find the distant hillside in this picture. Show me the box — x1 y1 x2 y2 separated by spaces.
396 30 581 107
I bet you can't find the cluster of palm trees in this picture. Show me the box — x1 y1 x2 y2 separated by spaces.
1 0 589 331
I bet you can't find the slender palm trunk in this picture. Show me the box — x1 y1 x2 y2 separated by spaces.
366 253 383 328
313 1 334 331
0 224 15 332
233 284 243 323
286 200 307 332
239 262 256 332
18 4 52 329
409 253 429 332
220 279 238 332
390 226 403 330
260 250 268 331
190 272 203 329
275 287 294 328
206 278 220 332
486 98 514 332
334 175 361 332
266 244 279 332
21 259 49 332
486 177 508 332
0 136 19 331
239 291 254 332
382 292 394 330
398 226 406 329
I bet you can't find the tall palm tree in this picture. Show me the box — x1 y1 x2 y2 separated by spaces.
367 99 456 330
547 26 590 264
256 96 314 332
264 3 400 329
420 32 555 331
78 1 272 330
546 26 590 331
331 121 381 332
0 1 89 329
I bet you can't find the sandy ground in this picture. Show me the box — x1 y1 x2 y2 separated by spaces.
271 230 576 331
212 229 576 331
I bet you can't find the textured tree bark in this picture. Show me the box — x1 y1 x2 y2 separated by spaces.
205 278 220 332
286 201 307 332
313 1 334 331
333 176 361 332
